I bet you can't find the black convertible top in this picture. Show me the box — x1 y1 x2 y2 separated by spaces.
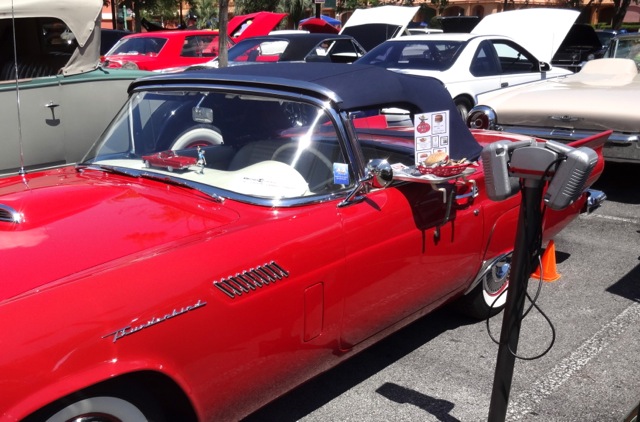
130 63 482 160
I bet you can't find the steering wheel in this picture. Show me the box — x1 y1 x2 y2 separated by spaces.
171 125 224 150
271 143 336 192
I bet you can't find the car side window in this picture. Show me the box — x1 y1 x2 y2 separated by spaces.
470 41 501 77
182 35 218 57
327 39 365 63
492 40 539 74
112 37 166 55
0 17 73 80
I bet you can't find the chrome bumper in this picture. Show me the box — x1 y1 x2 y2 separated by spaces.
584 189 606 213
498 125 640 164
498 125 639 145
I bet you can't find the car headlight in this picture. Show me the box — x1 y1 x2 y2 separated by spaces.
122 61 139 70
467 105 498 130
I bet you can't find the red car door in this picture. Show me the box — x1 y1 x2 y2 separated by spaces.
338 181 483 348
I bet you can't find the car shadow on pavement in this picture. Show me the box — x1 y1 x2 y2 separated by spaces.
242 306 477 421
606 262 640 303
592 162 640 205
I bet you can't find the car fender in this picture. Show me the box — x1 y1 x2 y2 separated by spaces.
9 354 194 420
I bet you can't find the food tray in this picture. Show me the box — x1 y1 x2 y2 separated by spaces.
417 163 470 177
392 164 476 184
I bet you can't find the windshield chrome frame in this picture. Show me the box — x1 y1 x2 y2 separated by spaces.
81 82 357 208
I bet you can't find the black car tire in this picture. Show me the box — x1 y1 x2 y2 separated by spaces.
453 96 473 120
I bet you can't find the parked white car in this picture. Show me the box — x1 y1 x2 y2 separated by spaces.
355 8 579 118
468 58 640 163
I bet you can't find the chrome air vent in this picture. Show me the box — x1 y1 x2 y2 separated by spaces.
0 204 23 223
214 261 289 299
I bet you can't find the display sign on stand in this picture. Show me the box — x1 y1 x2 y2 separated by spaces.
414 110 450 166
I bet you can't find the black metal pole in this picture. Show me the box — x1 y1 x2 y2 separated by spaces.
487 178 544 422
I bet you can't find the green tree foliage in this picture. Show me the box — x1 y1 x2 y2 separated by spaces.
189 0 218 28
336 0 380 14
429 0 449 14
277 0 309 28
110 1 200 30
234 0 281 14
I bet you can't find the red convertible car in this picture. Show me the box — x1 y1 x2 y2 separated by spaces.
0 64 605 421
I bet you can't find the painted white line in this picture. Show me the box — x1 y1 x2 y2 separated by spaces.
506 302 640 420
586 214 639 224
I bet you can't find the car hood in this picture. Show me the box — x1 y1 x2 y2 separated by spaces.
228 12 288 41
476 59 640 132
471 8 580 64
340 6 419 50
0 167 240 302
341 5 419 28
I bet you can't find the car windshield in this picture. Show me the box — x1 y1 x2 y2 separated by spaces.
610 37 640 62
596 31 616 49
357 40 464 71
82 90 352 200
108 37 168 55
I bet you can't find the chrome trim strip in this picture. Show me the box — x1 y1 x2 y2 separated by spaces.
0 204 23 223
80 164 348 209
464 252 512 295
102 299 207 342
497 125 639 145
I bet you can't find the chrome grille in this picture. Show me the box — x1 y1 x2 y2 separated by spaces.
0 204 23 223
214 261 289 299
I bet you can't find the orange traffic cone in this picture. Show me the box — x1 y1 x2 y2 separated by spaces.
531 240 561 282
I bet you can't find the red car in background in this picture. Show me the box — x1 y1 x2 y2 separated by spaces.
102 12 286 71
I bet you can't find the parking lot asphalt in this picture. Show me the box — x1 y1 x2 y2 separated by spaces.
244 162 640 422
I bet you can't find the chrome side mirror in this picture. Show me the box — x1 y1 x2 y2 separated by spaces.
366 159 393 189
338 159 393 208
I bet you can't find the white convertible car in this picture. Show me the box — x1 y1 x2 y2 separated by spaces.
468 58 640 163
